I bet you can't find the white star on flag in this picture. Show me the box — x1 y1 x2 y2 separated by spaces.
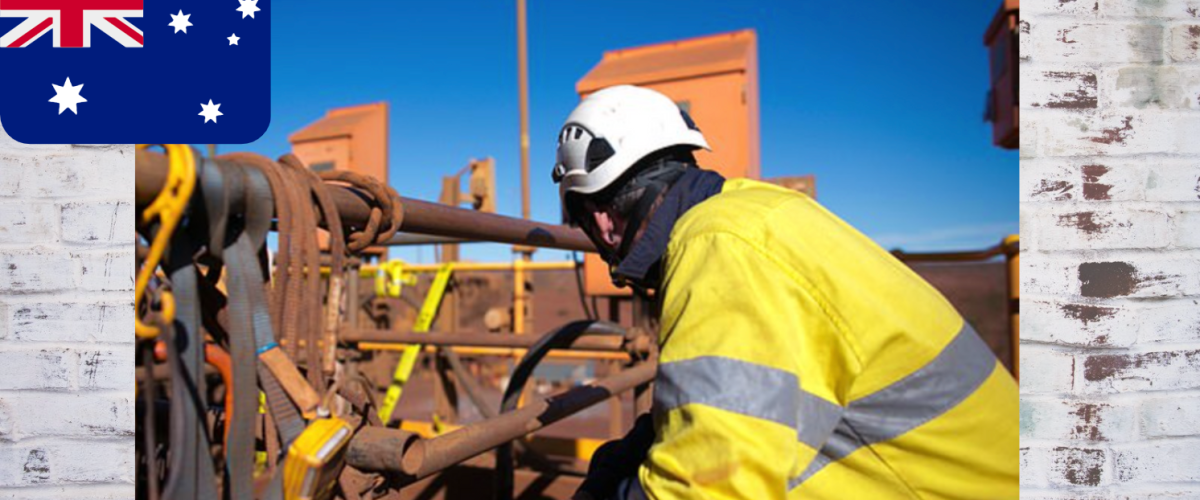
237 0 261 19
169 10 192 33
199 100 223 123
228 33 240 45
49 77 87 115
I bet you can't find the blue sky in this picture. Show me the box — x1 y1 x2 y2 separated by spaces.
237 1 1016 263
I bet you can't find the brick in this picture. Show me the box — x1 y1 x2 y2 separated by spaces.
1023 0 1101 17
1031 22 1163 63
1141 396 1200 438
1023 68 1099 109
1023 254 1077 296
1020 114 1039 157
1022 398 1136 442
1145 163 1200 201
1177 209 1200 248
1115 442 1200 483
0 348 72 390
1024 256 1200 299
0 148 133 199
1039 111 1200 157
5 302 132 343
1168 24 1200 62
1048 446 1109 487
1021 161 1079 202
1024 299 1139 347
1020 346 1077 394
1021 446 1049 488
1080 348 1200 393
1020 205 1036 251
0 203 57 244
59 201 132 245
5 393 133 439
1075 258 1200 298
1079 163 1144 201
1035 207 1170 250
1103 0 1200 19
0 248 74 293
1022 68 1099 109
1020 162 1144 202
1137 300 1200 344
74 250 133 292
0 441 132 487
76 349 133 390
1110 66 1195 109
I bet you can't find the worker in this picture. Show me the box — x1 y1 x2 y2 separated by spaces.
552 85 1018 500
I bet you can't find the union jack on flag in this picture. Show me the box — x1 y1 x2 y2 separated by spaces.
0 0 143 48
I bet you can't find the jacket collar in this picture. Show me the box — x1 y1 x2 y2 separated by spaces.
613 168 725 289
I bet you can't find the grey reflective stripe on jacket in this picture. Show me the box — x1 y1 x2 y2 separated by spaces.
789 324 997 489
655 355 801 430
649 323 997 492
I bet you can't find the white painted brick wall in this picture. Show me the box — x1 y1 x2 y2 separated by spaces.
1022 1 1200 497
0 117 133 499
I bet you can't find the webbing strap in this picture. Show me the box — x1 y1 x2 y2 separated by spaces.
202 159 256 500
228 166 305 500
160 222 219 500
378 264 454 424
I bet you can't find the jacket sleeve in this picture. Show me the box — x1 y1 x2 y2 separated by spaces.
631 232 816 500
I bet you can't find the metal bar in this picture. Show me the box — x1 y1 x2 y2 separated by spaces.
344 361 655 480
342 329 625 352
359 344 631 361
517 0 530 222
135 150 597 253
891 245 1006 263
1005 235 1019 379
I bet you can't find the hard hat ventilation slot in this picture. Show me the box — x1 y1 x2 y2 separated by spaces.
585 138 615 172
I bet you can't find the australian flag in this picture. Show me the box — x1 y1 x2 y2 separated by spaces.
0 0 270 144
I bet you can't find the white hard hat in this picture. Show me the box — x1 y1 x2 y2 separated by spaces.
552 85 709 202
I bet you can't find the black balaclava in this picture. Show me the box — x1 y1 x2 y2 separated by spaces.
566 147 693 270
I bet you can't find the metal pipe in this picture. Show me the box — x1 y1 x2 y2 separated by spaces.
891 245 1007 263
359 344 631 361
345 427 422 473
135 150 597 253
517 0 530 222
341 328 625 352
347 361 655 480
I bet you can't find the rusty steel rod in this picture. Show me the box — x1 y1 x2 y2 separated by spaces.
341 329 625 352
345 361 655 481
517 0 530 222
135 149 596 253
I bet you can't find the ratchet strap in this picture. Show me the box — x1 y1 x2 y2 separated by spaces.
199 157 258 500
221 163 308 500
159 168 219 500
378 263 454 424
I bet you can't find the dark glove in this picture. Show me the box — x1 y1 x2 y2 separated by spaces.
573 413 654 500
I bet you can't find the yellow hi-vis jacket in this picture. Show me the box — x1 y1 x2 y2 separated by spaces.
625 179 1018 500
